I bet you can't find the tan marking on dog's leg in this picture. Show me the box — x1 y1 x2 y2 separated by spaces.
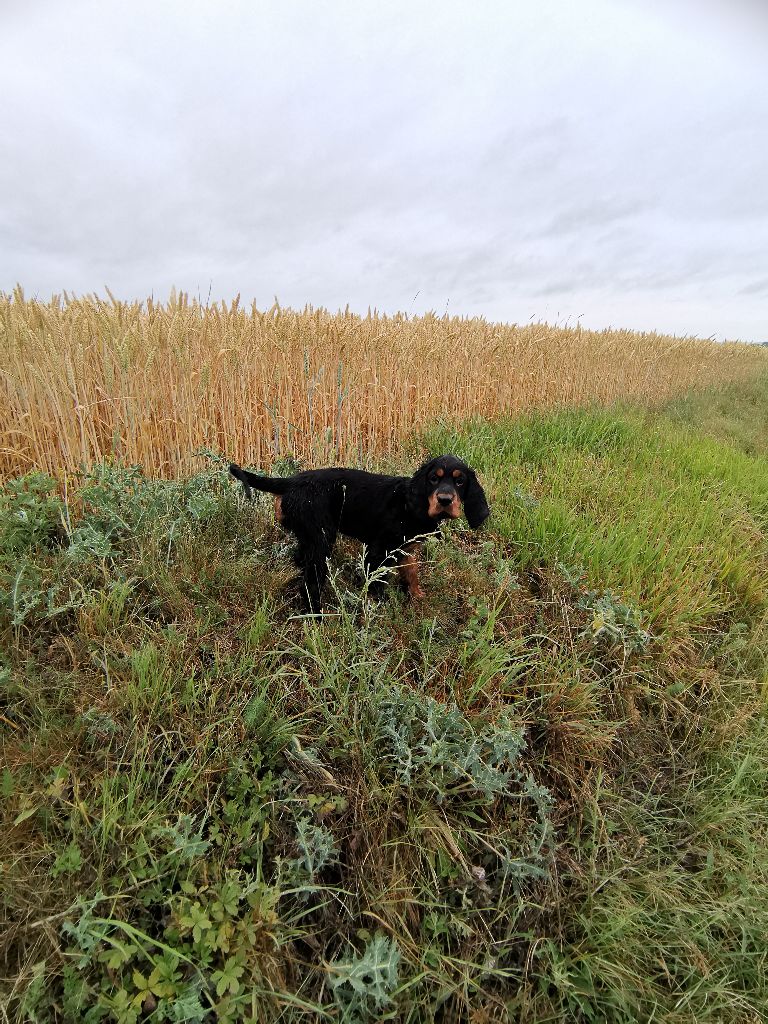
398 543 426 599
274 495 284 525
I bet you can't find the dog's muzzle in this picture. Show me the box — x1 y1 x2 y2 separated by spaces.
428 489 462 519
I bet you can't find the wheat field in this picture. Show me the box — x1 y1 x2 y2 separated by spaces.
2 287 766 478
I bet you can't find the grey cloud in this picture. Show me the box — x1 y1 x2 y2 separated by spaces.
739 278 768 296
541 199 649 238
1 0 767 340
535 279 582 297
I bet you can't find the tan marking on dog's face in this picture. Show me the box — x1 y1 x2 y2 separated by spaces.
398 543 425 598
436 467 444 478
452 469 461 479
427 489 462 518
274 495 284 525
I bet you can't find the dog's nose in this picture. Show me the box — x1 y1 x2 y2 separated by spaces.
437 493 454 506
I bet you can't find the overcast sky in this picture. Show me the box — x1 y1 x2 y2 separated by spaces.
1 0 767 340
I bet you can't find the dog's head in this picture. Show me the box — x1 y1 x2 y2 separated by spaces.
407 455 490 528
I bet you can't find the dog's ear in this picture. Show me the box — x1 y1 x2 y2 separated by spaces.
406 460 433 516
463 470 490 529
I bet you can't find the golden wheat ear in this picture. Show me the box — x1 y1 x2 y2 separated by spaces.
2 293 763 479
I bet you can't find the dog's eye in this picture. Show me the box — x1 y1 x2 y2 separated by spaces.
454 474 465 486
428 473 439 484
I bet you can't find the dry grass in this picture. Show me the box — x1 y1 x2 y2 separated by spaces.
2 286 766 477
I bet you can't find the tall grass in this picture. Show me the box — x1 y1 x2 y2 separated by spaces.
424 401 768 636
3 385 768 1022
2 287 766 478
3 381 768 1021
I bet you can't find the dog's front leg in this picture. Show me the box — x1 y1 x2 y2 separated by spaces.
397 543 425 599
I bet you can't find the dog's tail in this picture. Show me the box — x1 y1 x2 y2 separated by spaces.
229 464 293 495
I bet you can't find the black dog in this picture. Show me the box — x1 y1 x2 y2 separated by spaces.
230 455 490 610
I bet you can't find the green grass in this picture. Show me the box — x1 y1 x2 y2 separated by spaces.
423 397 768 635
1 381 767 1023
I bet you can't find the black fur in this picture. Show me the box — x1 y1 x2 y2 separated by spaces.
230 454 489 611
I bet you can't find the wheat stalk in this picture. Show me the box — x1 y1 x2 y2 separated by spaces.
1 287 765 477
